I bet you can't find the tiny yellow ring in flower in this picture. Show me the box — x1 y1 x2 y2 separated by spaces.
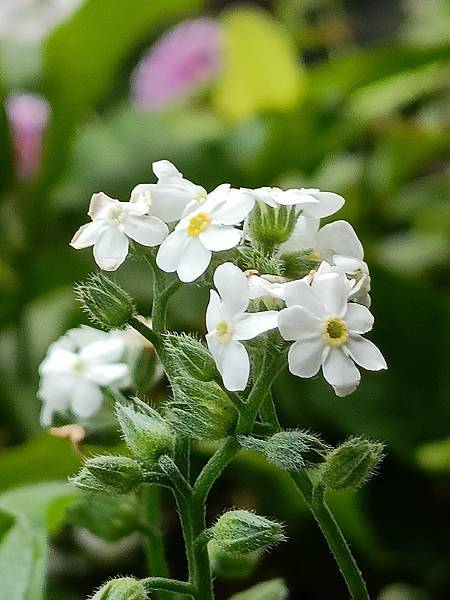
187 212 211 237
322 316 348 347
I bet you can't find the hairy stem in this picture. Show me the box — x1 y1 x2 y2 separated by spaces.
142 486 171 600
141 577 195 596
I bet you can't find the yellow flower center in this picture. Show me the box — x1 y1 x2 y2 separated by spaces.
107 205 124 222
71 357 86 375
215 320 235 343
195 189 207 202
187 212 211 237
309 250 321 262
322 316 348 347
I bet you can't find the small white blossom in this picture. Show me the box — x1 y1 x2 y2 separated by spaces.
156 185 254 282
278 272 386 397
131 160 208 221
206 263 278 391
245 186 345 218
38 327 130 426
248 274 288 301
70 191 169 271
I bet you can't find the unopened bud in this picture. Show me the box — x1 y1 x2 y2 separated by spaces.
322 437 384 491
90 577 146 600
164 333 217 381
279 250 320 279
166 378 237 439
70 468 115 495
248 202 297 251
85 455 143 494
210 510 286 555
75 273 136 331
208 540 262 579
116 399 174 466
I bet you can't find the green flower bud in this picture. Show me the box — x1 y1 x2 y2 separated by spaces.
210 509 286 555
235 245 284 276
322 437 384 491
229 578 288 600
247 201 297 252
90 577 146 600
208 540 262 579
279 250 320 279
166 378 237 439
70 468 115 495
75 273 136 331
164 333 217 382
67 494 140 542
84 455 143 494
116 399 174 466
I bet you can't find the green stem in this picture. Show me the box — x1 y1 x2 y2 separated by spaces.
141 578 194 597
142 486 171 600
193 437 240 506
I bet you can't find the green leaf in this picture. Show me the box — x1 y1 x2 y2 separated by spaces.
0 482 77 600
229 578 289 600
213 7 305 121
416 438 450 473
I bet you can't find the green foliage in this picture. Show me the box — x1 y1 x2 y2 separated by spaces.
164 332 217 381
82 455 143 494
247 202 297 252
229 578 288 600
90 577 146 600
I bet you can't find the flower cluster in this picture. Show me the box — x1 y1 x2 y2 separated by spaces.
66 159 386 416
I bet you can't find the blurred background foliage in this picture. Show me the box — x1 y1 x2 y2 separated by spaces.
0 0 449 598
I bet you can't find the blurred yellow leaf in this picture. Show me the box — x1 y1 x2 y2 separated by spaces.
213 8 305 121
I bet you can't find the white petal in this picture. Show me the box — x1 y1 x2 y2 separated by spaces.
250 187 278 207
156 229 188 273
202 183 231 211
221 341 250 391
281 215 319 253
88 192 118 219
248 276 286 300
177 237 211 282
199 224 242 251
122 213 168 246
206 332 227 373
301 191 345 218
234 311 278 341
212 189 255 225
213 262 249 316
152 160 182 182
317 220 364 261
86 362 129 386
282 279 325 316
206 290 223 332
80 338 125 363
38 375 74 425
40 348 78 374
333 381 360 397
70 221 106 249
277 189 320 207
322 347 360 389
346 336 387 371
312 273 348 316
70 380 103 418
278 306 321 341
132 183 193 223
345 303 374 334
93 226 129 271
287 339 323 378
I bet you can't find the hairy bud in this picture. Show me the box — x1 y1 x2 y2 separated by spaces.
116 399 174 466
208 540 262 579
166 378 237 439
210 509 286 555
247 202 297 251
90 577 146 600
322 437 384 491
75 273 136 331
279 250 320 279
70 468 115 495
84 455 143 494
164 333 217 381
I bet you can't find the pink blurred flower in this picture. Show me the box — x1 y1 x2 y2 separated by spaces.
131 18 223 110
6 92 50 180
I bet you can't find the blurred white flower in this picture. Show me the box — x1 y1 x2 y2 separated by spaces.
278 272 386 397
39 326 129 426
206 263 278 391
70 191 169 271
156 185 254 282
245 186 345 218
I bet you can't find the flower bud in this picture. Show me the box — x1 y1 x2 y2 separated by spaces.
166 378 237 439
208 540 262 579
210 509 286 555
84 455 143 494
247 202 297 251
75 273 136 331
230 578 288 600
116 400 174 466
279 250 320 279
322 437 384 491
90 577 146 600
70 468 114 495
164 332 217 381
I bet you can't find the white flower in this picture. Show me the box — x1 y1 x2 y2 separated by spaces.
156 185 254 282
245 186 345 218
205 263 279 391
70 191 169 271
130 160 207 221
282 216 371 306
278 272 386 397
38 327 130 426
248 274 288 301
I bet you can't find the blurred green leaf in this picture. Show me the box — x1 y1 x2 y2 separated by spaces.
213 7 305 121
229 578 288 600
416 438 450 473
